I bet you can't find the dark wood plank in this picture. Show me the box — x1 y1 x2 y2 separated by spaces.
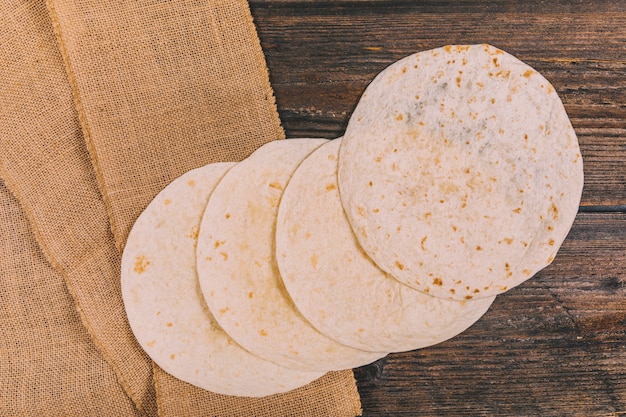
353 212 626 416
250 2 626 207
248 2 626 415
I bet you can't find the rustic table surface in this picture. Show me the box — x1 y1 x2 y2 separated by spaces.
250 1 625 415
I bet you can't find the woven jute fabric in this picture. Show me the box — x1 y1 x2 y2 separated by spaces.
0 179 141 417
1 0 363 415
0 0 156 415
47 0 285 250
154 364 363 417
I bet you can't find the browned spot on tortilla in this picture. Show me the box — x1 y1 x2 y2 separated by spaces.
523 269 531 276
549 203 559 220
268 181 283 190
166 322 173 327
357 206 367 217
186 226 199 240
456 76 462 87
433 278 443 286
548 238 555 246
415 94 420 100
452 225 457 231
396 113 404 121
547 255 555 263
513 207 522 214
214 240 224 248
449 288 456 294
395 261 404 270
421 236 428 250
375 156 383 163
146 340 156 347
310 254 319 268
368 181 373 187
219 307 229 315
187 180 196 187
547 225 554 231
134 255 150 274
373 208 380 213
259 329 268 336
476 245 483 251
220 252 228 260
491 98 496 104
325 183 337 191
164 198 171 205
225 213 231 219
444 45 452 53
170 354 175 360
503 238 514 245
465 295 473 300
248 292 254 298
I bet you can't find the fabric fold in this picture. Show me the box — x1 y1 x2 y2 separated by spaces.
0 0 157 415
0 179 143 417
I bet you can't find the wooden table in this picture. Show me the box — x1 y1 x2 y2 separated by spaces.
250 1 626 415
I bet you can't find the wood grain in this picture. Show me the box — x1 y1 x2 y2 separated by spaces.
354 212 626 416
249 1 626 415
251 1 626 207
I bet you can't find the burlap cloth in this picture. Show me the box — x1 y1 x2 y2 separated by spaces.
0 0 362 416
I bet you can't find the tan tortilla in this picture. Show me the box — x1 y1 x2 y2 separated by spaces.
121 163 324 397
197 139 386 372
338 44 584 301
276 138 495 353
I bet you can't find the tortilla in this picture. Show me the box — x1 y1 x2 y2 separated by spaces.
121 163 324 397
197 139 386 372
276 138 495 353
338 44 584 301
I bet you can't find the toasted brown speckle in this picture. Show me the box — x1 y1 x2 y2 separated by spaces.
134 255 150 274
269 181 283 190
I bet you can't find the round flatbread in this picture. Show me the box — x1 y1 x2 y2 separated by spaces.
197 139 386 372
276 138 495 353
338 44 583 301
121 163 324 397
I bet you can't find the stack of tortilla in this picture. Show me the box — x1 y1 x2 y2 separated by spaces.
121 44 583 397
